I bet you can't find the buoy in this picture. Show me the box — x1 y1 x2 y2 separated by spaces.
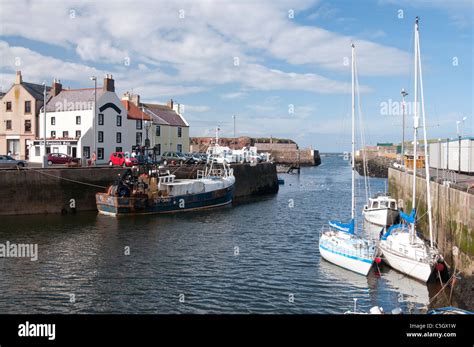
436 263 445 272
375 257 382 264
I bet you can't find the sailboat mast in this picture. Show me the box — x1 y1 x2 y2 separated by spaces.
417 18 434 248
351 43 356 221
411 17 419 244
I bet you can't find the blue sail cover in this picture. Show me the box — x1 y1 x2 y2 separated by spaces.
400 208 416 224
381 223 410 240
329 219 355 234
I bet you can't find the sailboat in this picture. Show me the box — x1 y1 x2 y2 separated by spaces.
378 17 443 283
318 43 376 276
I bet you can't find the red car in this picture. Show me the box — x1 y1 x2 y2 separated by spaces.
47 153 80 166
109 152 138 167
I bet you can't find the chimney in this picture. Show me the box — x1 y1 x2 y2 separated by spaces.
121 91 140 106
52 79 62 96
103 74 115 92
131 94 140 107
167 98 173 109
15 71 22 84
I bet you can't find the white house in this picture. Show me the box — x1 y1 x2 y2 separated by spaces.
121 92 190 155
29 75 143 165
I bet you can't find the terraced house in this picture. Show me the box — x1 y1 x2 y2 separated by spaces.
121 92 190 155
0 71 50 159
29 75 138 165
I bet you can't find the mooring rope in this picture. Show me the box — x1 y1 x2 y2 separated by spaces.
25 167 108 189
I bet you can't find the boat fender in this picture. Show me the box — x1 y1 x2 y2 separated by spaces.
369 306 383 314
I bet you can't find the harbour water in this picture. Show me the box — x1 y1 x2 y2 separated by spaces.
0 155 441 314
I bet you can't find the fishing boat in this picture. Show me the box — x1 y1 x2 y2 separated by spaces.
378 17 443 283
96 159 235 216
362 193 399 227
318 43 376 276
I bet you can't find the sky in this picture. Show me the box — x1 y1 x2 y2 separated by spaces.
0 0 472 152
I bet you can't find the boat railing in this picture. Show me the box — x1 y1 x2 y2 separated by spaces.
320 225 374 259
321 239 373 259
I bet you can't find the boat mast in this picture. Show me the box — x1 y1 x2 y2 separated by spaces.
351 43 356 221
417 17 434 248
411 17 419 244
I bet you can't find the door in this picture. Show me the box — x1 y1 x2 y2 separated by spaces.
72 147 77 158
7 139 20 159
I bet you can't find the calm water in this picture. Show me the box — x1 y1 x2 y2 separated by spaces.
0 156 439 314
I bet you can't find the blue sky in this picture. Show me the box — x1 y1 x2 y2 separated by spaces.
0 0 472 151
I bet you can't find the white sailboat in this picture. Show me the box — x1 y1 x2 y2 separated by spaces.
378 17 443 283
319 43 376 276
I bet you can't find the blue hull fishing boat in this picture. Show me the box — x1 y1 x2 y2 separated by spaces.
96 161 235 216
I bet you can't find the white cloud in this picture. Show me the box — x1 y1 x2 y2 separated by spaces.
183 105 211 113
221 92 246 99
0 0 411 97
0 40 103 87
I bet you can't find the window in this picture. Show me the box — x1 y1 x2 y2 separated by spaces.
136 132 142 145
116 115 122 127
155 125 161 136
51 131 56 138
63 131 69 138
178 127 182 138
97 147 104 160
25 101 31 114
136 120 142 130
24 120 32 133
6 101 12 111
177 144 182 153
46 147 51 154
98 131 104 143
75 130 81 138
154 144 161 155
35 146 40 156
76 116 81 125
51 117 55 125
116 147 122 153
83 146 90 159
98 113 104 125
6 120 12 130
116 132 122 143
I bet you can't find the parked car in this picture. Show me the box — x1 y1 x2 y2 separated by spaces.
47 153 80 166
183 152 204 164
0 155 28 168
161 151 187 164
109 152 139 167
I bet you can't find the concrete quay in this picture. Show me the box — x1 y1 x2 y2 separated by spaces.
0 162 279 216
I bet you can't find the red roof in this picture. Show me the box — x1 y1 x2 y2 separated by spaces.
121 100 152 121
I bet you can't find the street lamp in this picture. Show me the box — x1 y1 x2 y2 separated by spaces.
90 76 97 163
401 89 408 166
42 81 47 168
457 117 468 173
